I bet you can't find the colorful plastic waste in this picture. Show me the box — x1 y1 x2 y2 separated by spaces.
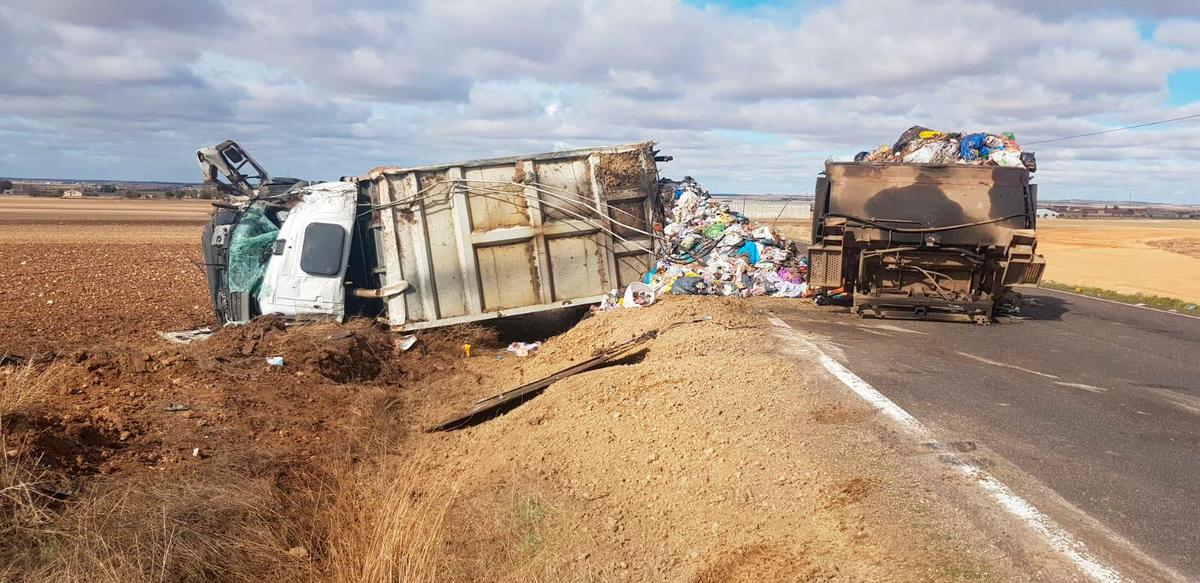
864 125 1036 171
594 176 810 308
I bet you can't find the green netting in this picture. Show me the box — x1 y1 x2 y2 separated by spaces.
227 203 279 295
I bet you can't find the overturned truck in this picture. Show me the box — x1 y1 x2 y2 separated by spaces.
806 162 1045 323
198 141 663 329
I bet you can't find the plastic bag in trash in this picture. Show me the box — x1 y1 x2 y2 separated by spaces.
892 125 936 152
506 342 541 357
623 281 656 307
671 276 710 295
1020 152 1037 172
903 143 939 164
959 133 988 161
989 149 1024 168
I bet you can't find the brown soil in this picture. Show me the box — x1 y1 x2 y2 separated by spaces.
596 149 648 192
1 317 402 480
1146 237 1200 260
386 298 1016 581
0 240 213 356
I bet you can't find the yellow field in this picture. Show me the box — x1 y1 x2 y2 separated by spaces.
1037 220 1200 304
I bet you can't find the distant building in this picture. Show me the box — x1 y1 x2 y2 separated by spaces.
61 189 84 198
1035 208 1060 219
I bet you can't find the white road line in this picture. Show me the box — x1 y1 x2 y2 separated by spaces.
1146 388 1200 416
768 315 1124 583
1054 382 1108 394
956 351 1061 379
1039 288 1200 320
871 324 927 335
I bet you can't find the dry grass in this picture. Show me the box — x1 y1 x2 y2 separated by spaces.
0 355 476 583
22 456 322 583
1 360 68 564
326 454 463 583
418 323 501 353
0 360 62 419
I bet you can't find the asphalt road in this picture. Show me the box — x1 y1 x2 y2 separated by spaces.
774 289 1200 579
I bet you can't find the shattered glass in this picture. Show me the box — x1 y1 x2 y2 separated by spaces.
226 202 280 295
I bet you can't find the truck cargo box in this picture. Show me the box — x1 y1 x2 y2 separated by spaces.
357 142 660 330
808 162 1045 322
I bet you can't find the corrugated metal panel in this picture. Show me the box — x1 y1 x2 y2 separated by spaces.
359 142 658 330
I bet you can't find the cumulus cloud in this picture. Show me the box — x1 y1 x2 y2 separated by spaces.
0 0 1198 202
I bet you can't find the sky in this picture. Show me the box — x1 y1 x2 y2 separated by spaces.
2 0 1200 203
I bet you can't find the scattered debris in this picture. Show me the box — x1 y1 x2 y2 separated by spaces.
622 282 657 307
164 403 191 412
157 327 214 344
506 342 541 357
597 176 808 311
395 334 418 351
265 356 285 367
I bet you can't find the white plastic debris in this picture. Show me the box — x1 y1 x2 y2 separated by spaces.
157 327 215 344
623 282 656 308
506 342 541 357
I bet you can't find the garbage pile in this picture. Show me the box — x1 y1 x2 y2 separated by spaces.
855 125 1037 172
598 177 808 310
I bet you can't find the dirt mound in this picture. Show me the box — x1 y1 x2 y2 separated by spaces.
384 296 1007 581
200 317 394 383
3 317 408 485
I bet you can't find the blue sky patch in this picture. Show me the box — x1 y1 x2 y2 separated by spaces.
1166 69 1200 106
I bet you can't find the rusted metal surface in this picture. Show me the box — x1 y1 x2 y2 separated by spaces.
810 162 1045 322
357 143 659 331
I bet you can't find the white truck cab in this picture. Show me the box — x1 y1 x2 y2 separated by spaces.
257 182 358 321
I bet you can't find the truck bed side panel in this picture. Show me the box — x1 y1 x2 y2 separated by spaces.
362 142 657 330
824 163 1030 247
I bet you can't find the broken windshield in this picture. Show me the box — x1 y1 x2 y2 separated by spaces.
226 202 280 295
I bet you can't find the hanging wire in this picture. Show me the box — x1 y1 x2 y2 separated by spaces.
464 189 655 274
464 185 653 254
1023 113 1200 146
362 177 659 245
457 179 661 240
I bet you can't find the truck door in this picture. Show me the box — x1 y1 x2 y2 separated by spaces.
257 182 358 321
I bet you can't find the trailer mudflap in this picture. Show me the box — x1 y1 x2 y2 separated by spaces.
807 219 848 288
1001 230 1045 287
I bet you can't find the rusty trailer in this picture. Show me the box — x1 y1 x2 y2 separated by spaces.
356 143 662 331
807 162 1046 323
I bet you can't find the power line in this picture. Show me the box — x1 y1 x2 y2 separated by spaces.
1023 113 1200 146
